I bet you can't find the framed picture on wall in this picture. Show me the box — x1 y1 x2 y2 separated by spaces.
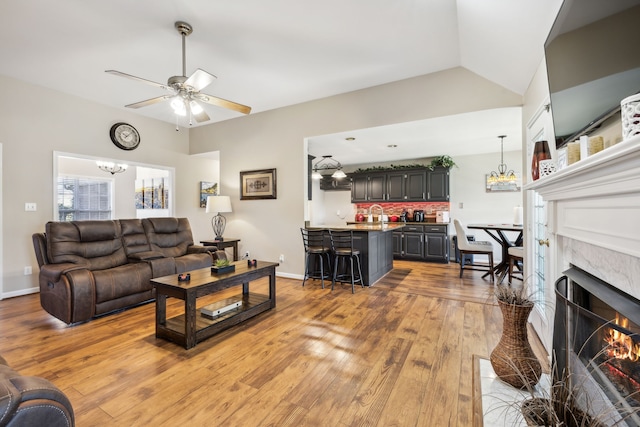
240 168 277 200
200 181 218 207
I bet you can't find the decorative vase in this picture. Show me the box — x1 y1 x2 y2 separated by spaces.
490 300 542 389
531 140 551 181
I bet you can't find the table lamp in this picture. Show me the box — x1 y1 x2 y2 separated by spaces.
206 195 232 241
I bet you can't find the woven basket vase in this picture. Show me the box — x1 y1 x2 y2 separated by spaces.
490 300 542 389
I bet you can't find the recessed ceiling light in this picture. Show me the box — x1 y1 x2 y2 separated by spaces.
345 137 356 141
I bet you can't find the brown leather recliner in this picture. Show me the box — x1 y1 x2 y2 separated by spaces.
0 355 74 427
33 217 214 324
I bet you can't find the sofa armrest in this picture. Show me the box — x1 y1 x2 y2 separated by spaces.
39 263 90 284
0 363 74 427
127 250 165 262
186 245 209 254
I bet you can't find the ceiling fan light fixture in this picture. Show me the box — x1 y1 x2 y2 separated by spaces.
170 97 186 116
189 100 203 114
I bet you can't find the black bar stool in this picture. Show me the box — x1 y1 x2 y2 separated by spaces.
329 230 364 293
300 228 332 288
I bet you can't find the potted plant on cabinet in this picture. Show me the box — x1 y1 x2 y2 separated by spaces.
428 155 457 170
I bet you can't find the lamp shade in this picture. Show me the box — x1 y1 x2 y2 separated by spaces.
205 195 232 213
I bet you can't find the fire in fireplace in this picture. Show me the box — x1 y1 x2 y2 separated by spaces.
555 267 640 426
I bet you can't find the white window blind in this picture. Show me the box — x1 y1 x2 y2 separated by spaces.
57 177 112 221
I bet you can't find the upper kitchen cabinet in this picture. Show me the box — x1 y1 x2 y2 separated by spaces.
427 167 449 201
350 167 448 202
351 172 386 202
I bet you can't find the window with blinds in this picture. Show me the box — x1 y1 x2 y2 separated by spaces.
57 177 112 221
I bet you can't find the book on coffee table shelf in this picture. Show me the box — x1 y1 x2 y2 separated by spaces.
200 296 243 319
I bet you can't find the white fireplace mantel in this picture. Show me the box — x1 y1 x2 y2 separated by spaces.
524 135 640 298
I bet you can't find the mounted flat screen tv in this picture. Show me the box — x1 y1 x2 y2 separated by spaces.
545 0 640 148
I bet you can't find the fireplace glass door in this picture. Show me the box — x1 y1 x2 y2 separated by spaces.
555 268 640 426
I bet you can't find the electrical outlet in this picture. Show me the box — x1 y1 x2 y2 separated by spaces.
279 254 285 263
244 251 250 259
25 203 37 211
24 266 32 275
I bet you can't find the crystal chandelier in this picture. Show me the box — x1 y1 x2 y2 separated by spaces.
487 135 517 188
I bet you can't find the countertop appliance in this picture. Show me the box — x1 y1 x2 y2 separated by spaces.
413 210 425 222
436 211 450 223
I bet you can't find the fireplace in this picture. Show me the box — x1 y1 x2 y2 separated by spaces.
554 266 640 426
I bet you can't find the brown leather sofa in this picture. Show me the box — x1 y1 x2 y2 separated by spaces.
0 355 74 427
32 217 215 324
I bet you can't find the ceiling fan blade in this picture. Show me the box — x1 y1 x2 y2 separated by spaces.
192 108 210 123
184 68 217 92
105 70 172 92
125 95 171 109
195 93 251 115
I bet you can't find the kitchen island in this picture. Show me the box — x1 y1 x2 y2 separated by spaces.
307 223 405 286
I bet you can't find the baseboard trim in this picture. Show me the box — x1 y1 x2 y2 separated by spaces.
1 287 39 300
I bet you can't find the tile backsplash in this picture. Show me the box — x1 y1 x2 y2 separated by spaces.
354 202 450 217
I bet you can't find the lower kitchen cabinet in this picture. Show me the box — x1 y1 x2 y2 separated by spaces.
393 223 449 263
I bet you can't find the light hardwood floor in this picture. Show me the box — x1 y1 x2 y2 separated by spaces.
0 260 546 426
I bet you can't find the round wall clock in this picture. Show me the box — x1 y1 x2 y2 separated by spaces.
109 122 140 150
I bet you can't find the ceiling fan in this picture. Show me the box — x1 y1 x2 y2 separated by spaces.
106 21 251 125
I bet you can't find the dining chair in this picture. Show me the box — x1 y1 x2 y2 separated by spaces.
453 219 494 282
300 228 332 288
508 246 524 283
328 230 364 293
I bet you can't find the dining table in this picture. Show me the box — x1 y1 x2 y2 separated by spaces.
467 223 523 282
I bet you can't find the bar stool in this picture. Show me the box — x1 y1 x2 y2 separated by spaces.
329 230 364 293
300 228 332 288
508 246 524 283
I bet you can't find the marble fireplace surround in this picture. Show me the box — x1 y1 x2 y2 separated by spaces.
526 134 640 299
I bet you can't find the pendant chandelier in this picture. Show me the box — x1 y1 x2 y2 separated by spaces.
487 135 517 188
96 161 128 175
311 155 347 179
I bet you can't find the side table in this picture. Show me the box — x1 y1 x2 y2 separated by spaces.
201 238 240 261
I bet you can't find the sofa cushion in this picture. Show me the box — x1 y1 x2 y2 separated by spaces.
93 262 153 304
142 218 195 258
46 221 127 270
120 219 152 257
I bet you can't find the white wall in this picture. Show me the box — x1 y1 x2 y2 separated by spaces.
449 151 524 261
0 75 219 297
189 67 524 278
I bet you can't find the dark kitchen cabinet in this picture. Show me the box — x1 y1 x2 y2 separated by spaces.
320 175 351 191
351 175 368 202
350 167 449 202
368 173 386 201
406 170 427 200
350 172 386 202
427 167 450 201
393 224 449 263
424 225 449 262
386 172 406 201
392 231 403 257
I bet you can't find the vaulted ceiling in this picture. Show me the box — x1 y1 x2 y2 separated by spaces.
0 0 563 161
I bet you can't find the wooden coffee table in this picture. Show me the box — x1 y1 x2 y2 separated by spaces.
151 260 278 349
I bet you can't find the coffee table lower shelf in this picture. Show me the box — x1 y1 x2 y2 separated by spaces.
158 293 270 348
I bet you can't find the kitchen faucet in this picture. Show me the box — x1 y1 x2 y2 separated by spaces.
369 204 385 224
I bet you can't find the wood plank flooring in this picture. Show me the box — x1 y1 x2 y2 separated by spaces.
0 260 546 426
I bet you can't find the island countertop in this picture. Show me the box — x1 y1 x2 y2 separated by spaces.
307 223 405 232
304 223 404 286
